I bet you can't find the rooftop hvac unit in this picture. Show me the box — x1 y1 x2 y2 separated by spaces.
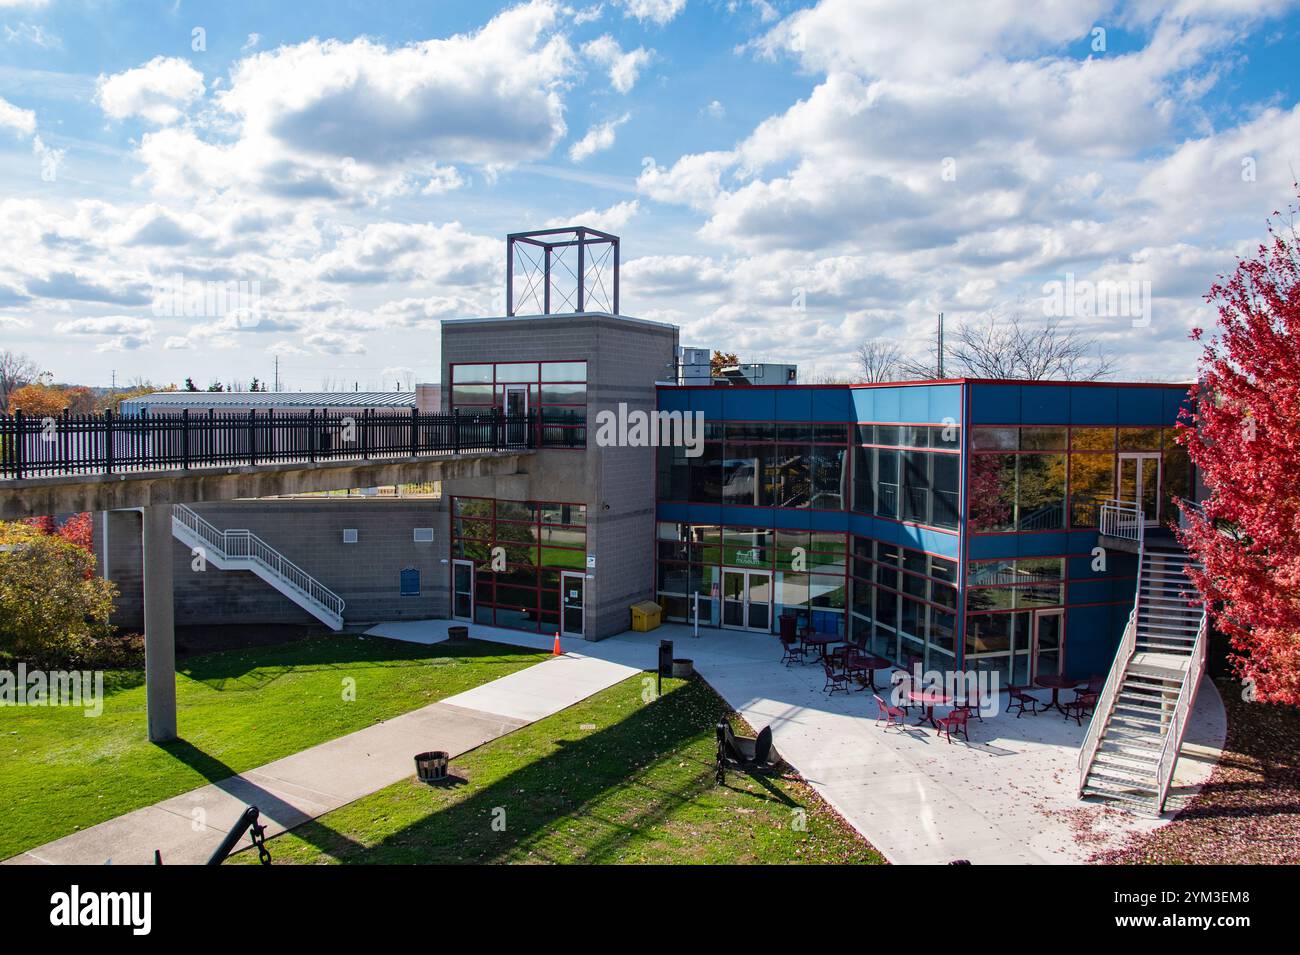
719 363 798 386
678 346 713 386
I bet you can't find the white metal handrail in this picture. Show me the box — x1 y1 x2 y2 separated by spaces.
1077 605 1137 788
1154 611 1207 812
1100 498 1144 541
1078 501 1146 792
173 504 345 618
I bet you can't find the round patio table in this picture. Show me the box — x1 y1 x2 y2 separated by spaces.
801 632 841 662
907 687 951 728
1035 674 1083 715
846 651 891 691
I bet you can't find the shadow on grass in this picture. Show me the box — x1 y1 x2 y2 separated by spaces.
156 736 366 861
277 675 809 865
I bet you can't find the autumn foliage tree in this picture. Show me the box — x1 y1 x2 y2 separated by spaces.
0 521 117 668
1177 199 1300 705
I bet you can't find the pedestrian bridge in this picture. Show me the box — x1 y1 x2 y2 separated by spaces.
0 408 536 520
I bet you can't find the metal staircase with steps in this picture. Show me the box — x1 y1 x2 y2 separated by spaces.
171 503 345 631
1078 500 1208 814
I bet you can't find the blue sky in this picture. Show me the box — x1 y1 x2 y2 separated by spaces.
1 0 1298 390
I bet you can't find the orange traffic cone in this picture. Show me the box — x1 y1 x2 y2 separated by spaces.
552 632 562 656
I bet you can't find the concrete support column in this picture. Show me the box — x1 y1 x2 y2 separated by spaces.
142 504 177 743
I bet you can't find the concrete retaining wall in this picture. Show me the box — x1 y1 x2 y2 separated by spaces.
106 499 449 629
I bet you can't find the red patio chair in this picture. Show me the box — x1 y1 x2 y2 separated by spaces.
873 693 907 730
1006 683 1041 718
778 633 807 667
952 675 985 722
823 662 852 695
935 706 971 744
1063 690 1098 725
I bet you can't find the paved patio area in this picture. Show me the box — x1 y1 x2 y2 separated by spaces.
369 619 1227 865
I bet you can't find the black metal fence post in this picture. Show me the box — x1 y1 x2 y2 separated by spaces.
452 409 460 454
248 409 257 466
13 409 24 480
181 409 190 469
410 406 418 457
308 409 316 463
103 409 113 475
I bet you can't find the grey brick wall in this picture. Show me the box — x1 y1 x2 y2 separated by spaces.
105 500 450 630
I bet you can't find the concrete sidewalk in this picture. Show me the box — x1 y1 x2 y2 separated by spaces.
8 649 640 865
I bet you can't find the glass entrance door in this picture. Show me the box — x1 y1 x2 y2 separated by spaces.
504 384 529 445
452 559 474 621
721 569 772 632
561 572 584 637
1032 609 1064 679
1118 453 1161 525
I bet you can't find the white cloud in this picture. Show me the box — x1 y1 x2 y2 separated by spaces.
96 56 205 125
571 3 605 24
637 150 731 210
314 220 498 286
242 33 261 51
55 315 155 351
703 99 724 119
420 166 466 195
546 199 640 231
303 330 366 354
0 94 35 136
620 0 686 25
582 34 652 93
129 2 574 205
3 23 60 48
569 113 630 161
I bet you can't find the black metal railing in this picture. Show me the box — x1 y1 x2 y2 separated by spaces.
0 407 536 480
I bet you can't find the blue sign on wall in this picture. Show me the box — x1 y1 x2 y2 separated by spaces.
400 567 420 596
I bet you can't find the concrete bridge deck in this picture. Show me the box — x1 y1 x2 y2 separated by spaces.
0 449 531 521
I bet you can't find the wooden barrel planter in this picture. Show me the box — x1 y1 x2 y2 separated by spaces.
415 751 449 783
672 658 694 678
447 625 469 643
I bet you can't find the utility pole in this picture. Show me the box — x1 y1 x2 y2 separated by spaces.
936 312 945 378
273 355 279 392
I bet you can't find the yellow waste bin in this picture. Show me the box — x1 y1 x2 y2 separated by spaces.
630 600 662 632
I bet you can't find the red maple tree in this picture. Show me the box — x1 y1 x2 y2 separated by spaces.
57 512 94 554
1177 198 1300 705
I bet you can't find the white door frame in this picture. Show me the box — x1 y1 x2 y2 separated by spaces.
1031 608 1065 680
561 571 584 637
1117 452 1162 526
721 568 773 633
451 558 474 621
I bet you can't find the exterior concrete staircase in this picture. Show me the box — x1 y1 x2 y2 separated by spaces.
1079 502 1207 815
171 503 345 631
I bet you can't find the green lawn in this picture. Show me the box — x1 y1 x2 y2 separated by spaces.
241 673 885 865
0 636 548 860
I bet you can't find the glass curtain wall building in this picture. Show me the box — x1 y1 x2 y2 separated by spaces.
655 380 1192 682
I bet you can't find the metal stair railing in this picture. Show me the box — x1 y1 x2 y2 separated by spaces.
1079 501 1145 795
1100 498 1143 541
1077 604 1137 795
173 504 344 619
1153 609 1207 812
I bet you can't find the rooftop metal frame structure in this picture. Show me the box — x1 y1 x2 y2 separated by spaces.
506 227 620 317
